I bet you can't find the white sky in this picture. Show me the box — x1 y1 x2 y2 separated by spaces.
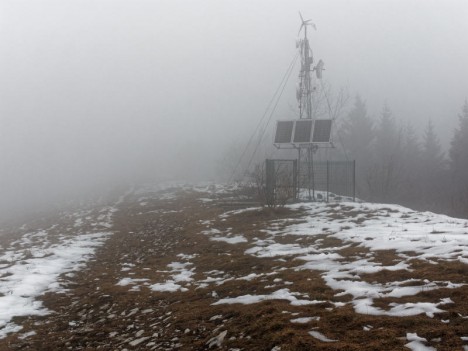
0 0 467 216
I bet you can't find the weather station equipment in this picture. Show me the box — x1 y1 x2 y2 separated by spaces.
272 13 333 201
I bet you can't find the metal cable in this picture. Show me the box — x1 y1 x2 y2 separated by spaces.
242 52 300 178
228 51 299 183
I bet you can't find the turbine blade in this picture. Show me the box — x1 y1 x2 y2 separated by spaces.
298 23 304 36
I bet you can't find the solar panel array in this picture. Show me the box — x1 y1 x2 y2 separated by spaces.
293 120 313 143
274 119 332 146
274 121 295 143
312 119 332 143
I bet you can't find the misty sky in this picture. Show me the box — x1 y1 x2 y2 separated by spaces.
1 0 467 217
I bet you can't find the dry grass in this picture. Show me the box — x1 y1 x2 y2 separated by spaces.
0 189 466 350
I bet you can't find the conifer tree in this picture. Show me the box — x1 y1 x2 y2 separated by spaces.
340 95 374 199
449 101 468 215
399 122 422 206
422 120 445 169
341 95 374 159
420 120 445 210
367 104 402 202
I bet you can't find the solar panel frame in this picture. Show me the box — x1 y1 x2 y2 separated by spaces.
274 120 295 144
293 119 313 143
273 119 333 147
312 119 333 143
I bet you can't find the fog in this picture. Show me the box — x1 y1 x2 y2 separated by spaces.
1 0 467 219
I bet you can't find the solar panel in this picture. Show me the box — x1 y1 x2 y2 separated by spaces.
274 119 333 147
312 119 332 143
274 121 294 143
293 119 313 143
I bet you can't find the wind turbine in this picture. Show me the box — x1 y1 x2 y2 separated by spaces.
298 12 316 37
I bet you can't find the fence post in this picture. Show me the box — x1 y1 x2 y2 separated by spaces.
265 159 275 205
297 149 301 200
353 160 356 202
326 160 329 202
293 159 298 201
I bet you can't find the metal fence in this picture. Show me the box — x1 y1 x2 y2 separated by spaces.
298 160 355 201
265 159 297 205
265 159 355 202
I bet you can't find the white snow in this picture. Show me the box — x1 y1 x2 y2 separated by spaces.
210 235 248 244
150 280 187 293
242 201 468 317
132 184 466 323
0 205 116 339
405 333 436 351
115 184 468 347
290 317 319 323
308 330 337 342
0 234 110 336
212 288 325 306
118 183 468 337
206 330 227 348
246 242 317 257
147 261 194 293
117 278 149 287
0 199 121 338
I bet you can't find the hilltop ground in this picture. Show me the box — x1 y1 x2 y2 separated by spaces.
0 183 467 350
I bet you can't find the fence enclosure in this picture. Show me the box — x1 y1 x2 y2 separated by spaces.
265 159 355 203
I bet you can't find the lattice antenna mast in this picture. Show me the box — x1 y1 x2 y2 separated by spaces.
297 12 316 120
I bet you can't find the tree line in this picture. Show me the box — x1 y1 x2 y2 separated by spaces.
338 97 468 218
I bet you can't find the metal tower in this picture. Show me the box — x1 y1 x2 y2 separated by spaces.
297 12 316 120
272 13 330 202
297 13 318 200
